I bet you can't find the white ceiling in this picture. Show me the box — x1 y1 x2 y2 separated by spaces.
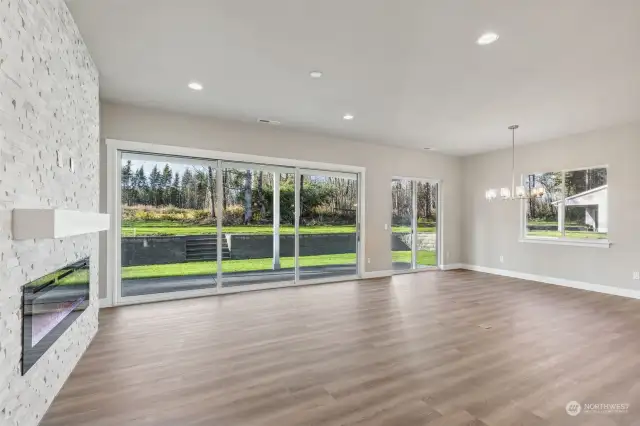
67 0 640 155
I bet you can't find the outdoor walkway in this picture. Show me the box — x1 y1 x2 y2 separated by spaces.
122 264 358 297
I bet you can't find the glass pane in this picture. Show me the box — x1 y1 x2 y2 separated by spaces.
278 172 296 280
416 182 437 268
120 153 217 297
563 168 608 239
525 172 562 237
221 166 294 287
298 172 358 280
391 179 413 271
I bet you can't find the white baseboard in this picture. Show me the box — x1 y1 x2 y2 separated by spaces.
441 263 464 271
364 265 462 278
460 264 640 300
363 270 394 279
103 265 624 308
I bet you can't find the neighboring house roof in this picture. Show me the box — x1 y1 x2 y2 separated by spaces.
552 185 607 205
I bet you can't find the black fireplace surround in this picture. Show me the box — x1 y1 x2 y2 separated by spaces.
22 257 90 374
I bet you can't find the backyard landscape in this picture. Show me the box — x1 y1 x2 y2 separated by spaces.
121 252 437 281
120 156 438 291
524 168 608 239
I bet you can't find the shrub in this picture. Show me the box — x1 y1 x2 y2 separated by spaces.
123 205 210 222
222 205 245 225
192 210 211 221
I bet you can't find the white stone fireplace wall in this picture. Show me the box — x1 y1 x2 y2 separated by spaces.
0 0 99 425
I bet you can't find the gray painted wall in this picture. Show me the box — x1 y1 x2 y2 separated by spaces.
462 121 640 291
99 102 462 298
0 0 100 424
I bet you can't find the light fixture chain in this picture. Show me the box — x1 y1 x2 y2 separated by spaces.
485 124 543 201
512 126 515 196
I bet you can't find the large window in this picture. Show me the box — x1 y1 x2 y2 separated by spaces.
115 148 362 302
524 166 608 242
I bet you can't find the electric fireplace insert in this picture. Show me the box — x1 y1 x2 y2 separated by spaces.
22 257 90 374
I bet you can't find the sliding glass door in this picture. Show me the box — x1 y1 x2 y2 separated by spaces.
390 178 439 273
117 150 361 302
298 170 359 281
391 179 413 271
220 163 296 287
120 152 218 297
416 181 438 269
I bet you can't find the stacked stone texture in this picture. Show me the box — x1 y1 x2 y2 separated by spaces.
0 0 99 424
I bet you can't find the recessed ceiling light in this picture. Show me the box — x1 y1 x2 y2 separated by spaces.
188 81 203 91
343 114 354 120
476 32 499 46
309 71 323 78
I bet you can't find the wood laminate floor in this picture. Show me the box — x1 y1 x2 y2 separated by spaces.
42 271 640 426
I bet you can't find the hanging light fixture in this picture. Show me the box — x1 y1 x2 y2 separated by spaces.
485 125 545 201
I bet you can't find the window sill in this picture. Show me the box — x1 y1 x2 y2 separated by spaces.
519 237 611 248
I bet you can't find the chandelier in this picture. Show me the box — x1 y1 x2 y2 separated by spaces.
485 125 545 201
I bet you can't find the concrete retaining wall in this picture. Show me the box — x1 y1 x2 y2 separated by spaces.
227 234 357 259
392 233 436 251
123 233 359 266
123 232 436 266
122 236 187 267
227 233 356 259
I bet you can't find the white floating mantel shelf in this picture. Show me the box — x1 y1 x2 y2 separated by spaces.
12 209 110 240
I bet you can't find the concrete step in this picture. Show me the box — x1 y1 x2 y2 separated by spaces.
186 249 230 255
186 240 229 247
187 238 229 247
186 246 229 252
185 253 231 261
186 252 231 259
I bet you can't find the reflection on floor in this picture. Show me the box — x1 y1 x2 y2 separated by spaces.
43 271 640 426
392 262 438 272
392 262 412 272
121 264 357 297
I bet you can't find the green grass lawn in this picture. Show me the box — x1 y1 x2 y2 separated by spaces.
392 250 436 266
526 221 607 239
122 253 356 280
122 220 434 237
392 226 435 234
526 220 581 226
122 251 437 280
527 230 608 239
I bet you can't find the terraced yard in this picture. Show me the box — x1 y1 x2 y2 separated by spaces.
122 251 436 280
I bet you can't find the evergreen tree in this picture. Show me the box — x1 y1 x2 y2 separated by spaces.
161 164 172 205
149 165 162 206
194 168 208 210
170 172 181 207
134 166 148 205
181 169 194 209
121 160 133 205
